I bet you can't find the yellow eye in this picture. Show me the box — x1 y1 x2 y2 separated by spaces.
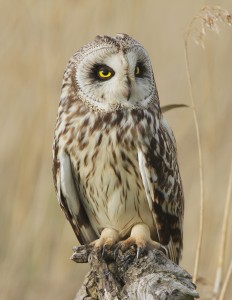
135 66 140 76
98 69 112 79
95 65 115 80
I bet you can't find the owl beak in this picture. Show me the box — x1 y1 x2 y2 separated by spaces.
124 75 131 101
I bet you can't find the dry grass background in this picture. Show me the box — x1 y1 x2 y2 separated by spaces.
0 1 231 299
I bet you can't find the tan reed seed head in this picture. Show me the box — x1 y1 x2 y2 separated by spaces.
185 6 232 48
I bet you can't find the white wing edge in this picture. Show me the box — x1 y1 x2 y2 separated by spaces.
138 149 161 242
60 151 80 216
138 149 153 210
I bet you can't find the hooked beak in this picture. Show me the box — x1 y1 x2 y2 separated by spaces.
122 75 131 101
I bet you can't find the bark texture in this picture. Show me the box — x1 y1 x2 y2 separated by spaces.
71 245 199 300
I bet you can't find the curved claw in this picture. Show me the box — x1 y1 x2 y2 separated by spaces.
160 244 168 256
102 243 111 257
136 246 146 259
113 242 122 260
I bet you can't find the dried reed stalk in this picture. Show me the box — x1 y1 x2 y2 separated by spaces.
184 25 205 286
214 160 232 300
218 260 232 300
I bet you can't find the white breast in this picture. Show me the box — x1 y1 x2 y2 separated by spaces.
69 125 155 238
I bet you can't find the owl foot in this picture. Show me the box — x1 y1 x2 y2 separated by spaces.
116 223 167 259
90 228 120 256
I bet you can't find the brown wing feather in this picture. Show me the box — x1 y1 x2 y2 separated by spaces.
138 117 184 264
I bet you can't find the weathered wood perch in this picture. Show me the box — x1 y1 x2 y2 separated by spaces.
71 245 199 300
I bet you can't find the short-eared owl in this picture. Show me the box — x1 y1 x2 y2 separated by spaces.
53 34 184 264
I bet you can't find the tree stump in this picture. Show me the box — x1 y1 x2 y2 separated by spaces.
71 245 199 300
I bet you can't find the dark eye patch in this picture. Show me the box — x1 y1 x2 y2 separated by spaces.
135 62 147 78
90 64 115 81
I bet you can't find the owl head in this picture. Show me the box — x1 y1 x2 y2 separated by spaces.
62 34 159 112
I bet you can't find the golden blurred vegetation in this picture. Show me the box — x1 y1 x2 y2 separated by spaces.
0 1 231 299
